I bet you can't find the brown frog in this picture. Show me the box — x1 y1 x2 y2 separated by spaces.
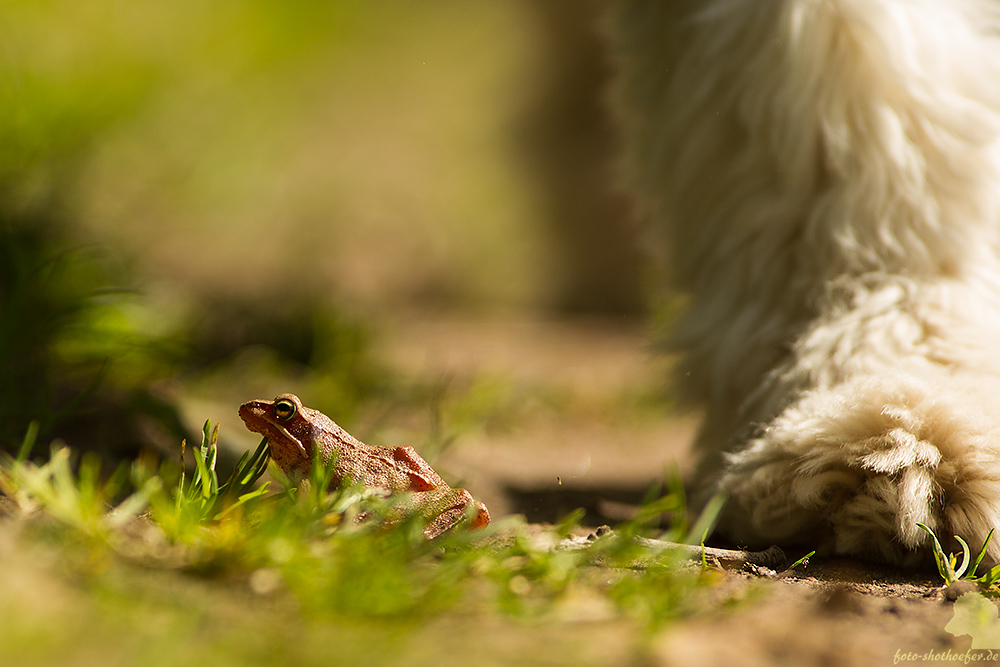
239 393 490 538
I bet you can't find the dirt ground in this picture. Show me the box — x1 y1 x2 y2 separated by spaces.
374 314 990 666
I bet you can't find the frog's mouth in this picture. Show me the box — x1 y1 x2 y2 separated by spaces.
262 420 309 459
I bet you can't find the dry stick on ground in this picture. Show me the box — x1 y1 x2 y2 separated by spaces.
554 531 788 569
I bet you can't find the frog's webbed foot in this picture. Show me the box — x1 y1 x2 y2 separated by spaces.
421 489 491 539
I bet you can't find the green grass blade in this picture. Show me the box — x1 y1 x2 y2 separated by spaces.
683 492 725 546
234 438 270 489
954 536 972 580
203 421 219 497
308 445 339 494
979 563 1000 587
787 550 816 572
215 483 271 520
16 422 39 463
190 441 215 504
217 438 271 512
106 477 162 528
176 438 187 512
968 529 995 579
917 522 957 584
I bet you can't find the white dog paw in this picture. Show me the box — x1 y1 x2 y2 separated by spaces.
716 373 1000 565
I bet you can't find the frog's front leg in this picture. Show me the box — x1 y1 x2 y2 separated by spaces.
414 487 491 539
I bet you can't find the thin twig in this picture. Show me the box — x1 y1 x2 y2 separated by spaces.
555 532 787 569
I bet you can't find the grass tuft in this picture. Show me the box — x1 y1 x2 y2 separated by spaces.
0 417 740 642
918 523 1000 595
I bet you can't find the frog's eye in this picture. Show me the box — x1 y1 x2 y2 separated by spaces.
274 398 297 421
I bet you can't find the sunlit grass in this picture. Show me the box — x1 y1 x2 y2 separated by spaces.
0 417 735 665
917 523 1000 596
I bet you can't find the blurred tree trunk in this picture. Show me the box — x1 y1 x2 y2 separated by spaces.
518 0 646 315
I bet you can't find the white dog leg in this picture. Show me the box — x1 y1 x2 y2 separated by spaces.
612 0 1000 563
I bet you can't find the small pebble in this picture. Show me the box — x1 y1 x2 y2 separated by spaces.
592 525 612 539
943 579 980 601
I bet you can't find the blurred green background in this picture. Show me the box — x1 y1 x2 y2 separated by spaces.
0 0 650 458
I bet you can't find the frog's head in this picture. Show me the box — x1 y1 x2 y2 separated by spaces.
239 393 319 472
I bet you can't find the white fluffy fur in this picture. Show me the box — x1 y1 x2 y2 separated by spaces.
611 0 1000 564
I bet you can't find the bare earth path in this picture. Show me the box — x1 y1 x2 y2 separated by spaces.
375 314 985 666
